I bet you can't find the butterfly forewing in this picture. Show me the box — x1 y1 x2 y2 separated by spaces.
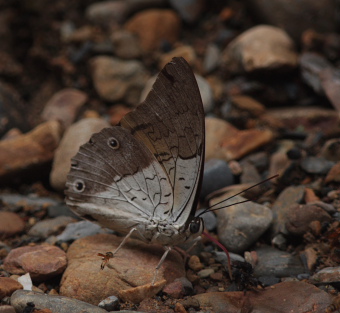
120 57 205 224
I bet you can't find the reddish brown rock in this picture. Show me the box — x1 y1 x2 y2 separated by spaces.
41 88 88 128
3 245 67 282
285 204 332 236
60 234 185 305
163 280 185 298
125 9 181 52
0 120 62 180
0 277 23 299
188 255 203 272
0 212 25 238
193 281 332 313
205 117 275 161
325 161 340 183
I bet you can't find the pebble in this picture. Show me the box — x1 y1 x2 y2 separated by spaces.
56 221 107 242
325 161 340 183
169 0 204 23
59 234 185 305
245 0 338 43
0 277 23 299
158 45 197 69
125 9 181 52
214 196 273 253
301 156 334 174
0 212 25 238
0 120 62 182
28 216 76 238
270 185 306 237
98 295 120 311
230 95 266 117
254 246 305 278
47 204 79 219
89 56 148 104
50 117 110 191
203 44 220 73
205 117 274 161
320 138 340 162
0 194 59 209
163 277 193 298
311 267 340 283
85 1 129 24
0 305 16 313
221 25 298 74
3 245 67 282
285 204 332 237
197 268 214 278
320 67 340 111
111 30 142 59
188 255 203 271
11 290 109 313
192 281 332 313
41 89 88 128
200 159 234 201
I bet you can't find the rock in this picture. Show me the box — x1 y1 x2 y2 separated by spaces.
163 277 193 298
158 46 197 69
108 104 131 125
192 281 332 313
56 221 108 242
266 107 340 137
28 216 76 238
89 56 148 104
197 268 214 278
203 44 220 73
188 255 203 271
214 196 272 253
59 234 185 305
125 9 181 52
169 0 205 23
47 204 79 219
111 30 142 59
270 185 306 237
50 118 110 191
285 204 332 236
0 120 62 182
254 246 305 277
85 1 129 24
205 117 274 161
0 51 22 77
320 138 340 162
311 267 340 283
325 161 340 183
41 89 88 128
118 280 166 304
239 161 261 184
221 25 298 74
246 0 338 43
301 156 335 174
0 82 28 138
200 159 234 201
0 212 25 238
98 295 120 311
11 290 108 313
0 277 23 299
230 95 266 117
0 305 16 313
0 193 59 209
320 67 340 112
3 245 67 282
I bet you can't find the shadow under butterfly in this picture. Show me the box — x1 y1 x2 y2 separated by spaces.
65 57 272 285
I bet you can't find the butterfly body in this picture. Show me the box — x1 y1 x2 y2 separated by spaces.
65 57 205 250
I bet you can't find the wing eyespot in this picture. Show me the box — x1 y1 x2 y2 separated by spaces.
73 179 86 192
107 137 120 149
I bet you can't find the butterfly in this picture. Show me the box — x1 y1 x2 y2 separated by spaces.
65 57 206 284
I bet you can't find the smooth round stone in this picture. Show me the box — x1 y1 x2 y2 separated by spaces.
197 268 215 278
301 156 335 174
200 159 234 201
28 216 76 238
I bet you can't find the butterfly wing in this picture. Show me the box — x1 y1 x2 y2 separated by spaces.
120 57 205 225
65 127 174 236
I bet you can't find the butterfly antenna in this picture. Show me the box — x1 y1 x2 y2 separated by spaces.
198 174 278 217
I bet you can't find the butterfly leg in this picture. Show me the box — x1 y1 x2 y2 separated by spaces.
152 246 172 286
98 227 136 269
